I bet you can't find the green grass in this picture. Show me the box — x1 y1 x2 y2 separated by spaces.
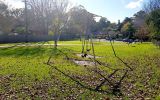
0 41 160 99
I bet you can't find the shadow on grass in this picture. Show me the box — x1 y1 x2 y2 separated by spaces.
46 48 127 96
47 63 112 94
0 46 47 57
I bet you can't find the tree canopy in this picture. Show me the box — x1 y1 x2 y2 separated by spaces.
144 0 160 40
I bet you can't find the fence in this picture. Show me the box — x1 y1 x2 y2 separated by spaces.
0 34 80 43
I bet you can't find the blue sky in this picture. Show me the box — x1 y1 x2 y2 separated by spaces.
5 0 147 23
71 0 146 22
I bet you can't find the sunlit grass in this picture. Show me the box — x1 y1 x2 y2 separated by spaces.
0 41 160 99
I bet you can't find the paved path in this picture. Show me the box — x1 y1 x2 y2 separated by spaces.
0 43 126 48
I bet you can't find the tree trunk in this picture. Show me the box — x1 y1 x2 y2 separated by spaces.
54 33 58 49
141 36 143 43
54 40 58 49
25 34 28 43
54 32 61 49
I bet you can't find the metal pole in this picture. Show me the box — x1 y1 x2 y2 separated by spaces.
90 34 96 66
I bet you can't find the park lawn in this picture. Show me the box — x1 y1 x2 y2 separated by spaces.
0 41 160 99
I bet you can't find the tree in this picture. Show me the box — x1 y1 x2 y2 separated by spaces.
133 11 150 42
27 0 53 35
146 9 160 40
69 5 96 36
27 0 70 48
135 25 149 42
117 17 133 38
10 8 26 33
144 0 160 41
0 1 14 33
144 0 160 13
50 0 70 48
0 0 7 15
98 17 110 31
123 17 132 24
122 21 136 39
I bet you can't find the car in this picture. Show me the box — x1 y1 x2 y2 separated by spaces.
123 38 129 42
123 38 134 43
134 39 140 42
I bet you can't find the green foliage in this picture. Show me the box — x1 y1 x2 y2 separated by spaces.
155 96 160 100
122 22 136 39
69 6 96 35
96 17 111 33
146 9 160 40
99 17 110 29
134 10 146 18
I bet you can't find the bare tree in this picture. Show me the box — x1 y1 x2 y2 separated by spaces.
133 11 149 42
144 0 160 13
50 0 70 48
27 0 55 35
27 0 70 48
10 8 24 19
0 0 8 15
0 1 14 33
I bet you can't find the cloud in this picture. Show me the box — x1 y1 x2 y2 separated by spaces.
125 0 143 9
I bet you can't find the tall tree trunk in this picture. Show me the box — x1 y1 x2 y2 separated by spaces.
54 32 60 49
54 31 62 48
141 35 143 43
54 40 58 48
54 33 58 48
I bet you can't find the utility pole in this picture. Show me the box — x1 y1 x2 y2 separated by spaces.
24 0 28 42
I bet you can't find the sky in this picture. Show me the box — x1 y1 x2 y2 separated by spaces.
4 0 147 23
70 0 146 23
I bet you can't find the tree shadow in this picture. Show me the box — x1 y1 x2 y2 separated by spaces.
0 46 47 57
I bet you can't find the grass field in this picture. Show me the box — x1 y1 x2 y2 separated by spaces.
0 41 160 99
